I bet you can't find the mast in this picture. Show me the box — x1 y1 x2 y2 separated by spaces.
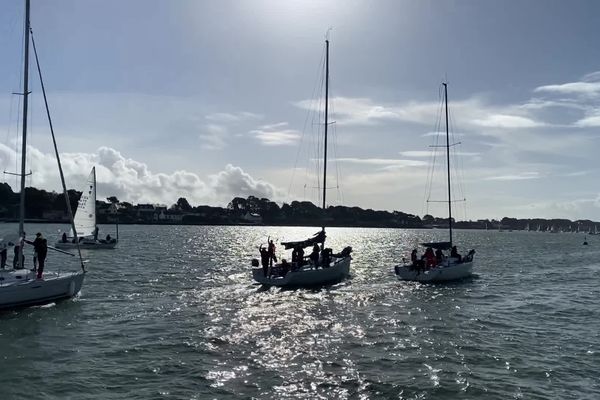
443 82 453 247
321 39 329 235
92 166 97 230
19 0 31 240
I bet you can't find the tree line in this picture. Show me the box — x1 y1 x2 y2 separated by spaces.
0 182 598 230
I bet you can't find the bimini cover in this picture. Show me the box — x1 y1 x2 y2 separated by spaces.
421 241 452 250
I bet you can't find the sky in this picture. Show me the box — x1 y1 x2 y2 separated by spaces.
2 0 600 221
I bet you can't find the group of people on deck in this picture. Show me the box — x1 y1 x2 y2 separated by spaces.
0 232 48 279
60 229 113 244
258 241 332 277
410 245 463 270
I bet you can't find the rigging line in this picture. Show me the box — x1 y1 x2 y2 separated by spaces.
305 47 326 206
314 49 326 208
448 105 468 220
3 92 17 180
331 122 344 205
288 45 327 201
31 28 85 271
303 54 325 204
423 85 444 215
327 58 343 206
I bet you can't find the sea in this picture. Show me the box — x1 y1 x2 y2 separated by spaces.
0 224 598 399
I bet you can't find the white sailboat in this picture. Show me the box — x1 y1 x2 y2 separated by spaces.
250 39 352 287
54 167 118 249
394 83 475 282
1 0 85 309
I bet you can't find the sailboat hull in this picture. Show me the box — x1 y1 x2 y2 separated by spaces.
252 256 351 287
0 271 85 309
54 240 117 250
395 260 473 282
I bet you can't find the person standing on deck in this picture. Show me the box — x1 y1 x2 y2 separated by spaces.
267 240 277 267
297 247 305 267
13 234 25 269
32 233 48 279
93 226 99 241
259 246 269 276
309 243 320 267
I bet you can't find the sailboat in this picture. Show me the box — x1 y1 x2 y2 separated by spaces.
250 39 352 287
0 0 85 309
394 83 475 282
54 167 118 249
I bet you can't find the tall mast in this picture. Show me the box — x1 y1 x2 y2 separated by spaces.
19 0 31 239
443 82 453 247
321 39 329 233
93 166 97 229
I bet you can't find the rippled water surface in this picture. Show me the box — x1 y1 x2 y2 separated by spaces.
1 224 599 399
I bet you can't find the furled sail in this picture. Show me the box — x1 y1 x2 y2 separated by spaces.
281 230 326 250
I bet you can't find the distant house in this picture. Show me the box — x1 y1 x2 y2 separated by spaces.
242 212 262 225
160 209 184 223
136 204 157 222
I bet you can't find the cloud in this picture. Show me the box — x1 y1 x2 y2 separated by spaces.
295 96 546 129
534 82 600 96
399 150 480 158
484 172 540 181
335 157 427 168
471 114 544 128
199 124 228 150
249 122 301 146
200 111 263 149
574 113 600 127
205 112 262 123
422 131 466 137
0 144 281 206
210 164 280 199
533 70 600 98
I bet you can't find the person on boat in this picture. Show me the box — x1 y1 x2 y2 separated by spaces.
258 246 269 276
13 234 25 269
291 247 298 266
106 234 112 242
321 248 332 268
435 248 444 264
424 247 436 268
410 249 418 265
280 259 290 275
32 233 47 279
297 246 305 267
61 232 68 243
309 243 320 268
267 240 277 267
451 246 462 262
0 241 7 269
93 226 99 241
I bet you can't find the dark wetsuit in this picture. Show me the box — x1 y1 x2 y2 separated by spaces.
33 237 48 278
259 247 269 276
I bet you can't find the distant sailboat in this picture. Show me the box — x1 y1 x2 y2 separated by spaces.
394 83 475 282
55 167 118 249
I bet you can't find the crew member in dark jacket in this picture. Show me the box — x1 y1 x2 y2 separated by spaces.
33 233 48 279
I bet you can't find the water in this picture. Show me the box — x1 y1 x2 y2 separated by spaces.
1 224 599 399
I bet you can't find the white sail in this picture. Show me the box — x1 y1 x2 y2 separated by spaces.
72 167 96 237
